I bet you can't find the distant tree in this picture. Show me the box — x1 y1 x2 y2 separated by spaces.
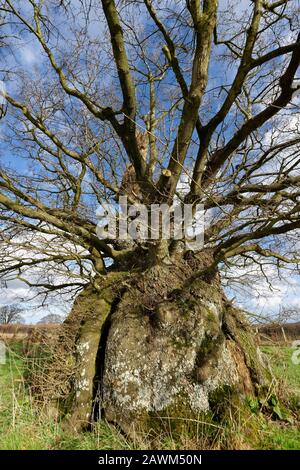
277 306 300 324
37 314 63 325
0 304 24 324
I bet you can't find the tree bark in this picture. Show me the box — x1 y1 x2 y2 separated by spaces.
61 251 271 435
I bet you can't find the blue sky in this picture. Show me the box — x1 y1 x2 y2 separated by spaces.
0 0 299 323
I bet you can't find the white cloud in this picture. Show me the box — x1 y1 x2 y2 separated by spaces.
0 227 91 323
225 261 300 321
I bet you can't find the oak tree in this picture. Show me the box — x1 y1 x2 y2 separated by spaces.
0 0 299 433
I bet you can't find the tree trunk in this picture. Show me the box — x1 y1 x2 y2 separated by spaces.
62 250 271 435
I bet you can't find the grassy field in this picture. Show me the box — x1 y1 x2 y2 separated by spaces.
0 343 299 450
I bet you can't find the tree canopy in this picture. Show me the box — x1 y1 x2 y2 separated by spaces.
0 0 299 301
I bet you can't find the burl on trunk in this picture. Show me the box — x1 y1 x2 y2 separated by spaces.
60 250 271 435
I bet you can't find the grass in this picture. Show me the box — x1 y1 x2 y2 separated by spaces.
0 342 299 450
261 345 300 394
0 344 132 450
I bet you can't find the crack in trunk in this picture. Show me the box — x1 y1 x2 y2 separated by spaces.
92 289 127 423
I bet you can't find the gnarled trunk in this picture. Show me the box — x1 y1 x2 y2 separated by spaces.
62 250 271 435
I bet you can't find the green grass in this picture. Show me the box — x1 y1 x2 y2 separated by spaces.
0 342 299 450
258 345 300 450
260 426 300 450
0 345 132 450
261 345 300 394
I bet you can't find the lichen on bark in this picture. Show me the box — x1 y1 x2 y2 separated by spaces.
43 252 272 436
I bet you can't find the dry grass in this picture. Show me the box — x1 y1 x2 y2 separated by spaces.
0 324 59 343
257 322 300 344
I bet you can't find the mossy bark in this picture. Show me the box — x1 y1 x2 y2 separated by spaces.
59 252 271 435
62 273 127 430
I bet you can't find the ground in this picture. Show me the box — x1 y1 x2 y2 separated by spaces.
0 341 299 450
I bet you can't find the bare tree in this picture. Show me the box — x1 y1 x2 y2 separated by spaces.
0 0 299 432
0 304 24 324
